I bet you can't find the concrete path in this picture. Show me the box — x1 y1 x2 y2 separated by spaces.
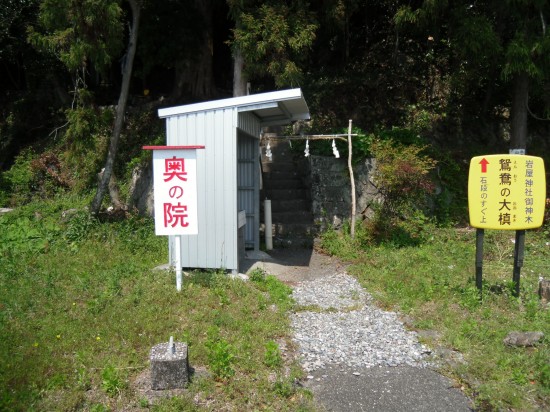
244 248 474 412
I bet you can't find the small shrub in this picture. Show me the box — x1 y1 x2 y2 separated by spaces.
0 214 60 256
260 275 294 312
205 328 235 380
90 404 109 412
264 340 283 368
370 138 436 215
101 365 126 397
3 149 36 205
64 210 98 243
249 267 267 282
62 106 112 191
539 362 550 390
273 378 295 398
368 139 437 245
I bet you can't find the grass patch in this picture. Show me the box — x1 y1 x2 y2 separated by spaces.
0 197 315 411
321 225 550 411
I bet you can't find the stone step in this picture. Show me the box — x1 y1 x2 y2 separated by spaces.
273 236 314 248
261 222 318 237
269 198 309 212
272 211 313 224
262 161 300 173
264 188 308 199
262 169 300 180
264 178 304 190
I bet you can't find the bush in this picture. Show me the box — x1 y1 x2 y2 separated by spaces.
61 107 112 192
205 327 235 380
3 149 37 205
367 139 437 245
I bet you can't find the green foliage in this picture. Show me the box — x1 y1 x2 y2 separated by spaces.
116 109 164 183
395 0 550 127
264 340 283 368
405 103 446 136
429 150 468 227
253 274 294 312
28 0 123 73
540 361 550 390
503 32 544 81
273 378 294 398
2 148 36 204
150 396 200 412
366 139 437 245
62 106 112 191
249 267 267 282
319 220 372 260
0 106 112 204
0 175 9 207
205 327 235 380
90 403 109 412
453 15 502 63
0 193 317 410
64 210 97 243
0 212 60 258
230 2 317 87
370 139 436 210
376 126 426 146
101 364 126 397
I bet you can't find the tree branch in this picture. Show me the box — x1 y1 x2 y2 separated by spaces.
527 101 550 121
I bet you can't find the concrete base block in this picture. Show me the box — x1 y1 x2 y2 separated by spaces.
150 341 189 390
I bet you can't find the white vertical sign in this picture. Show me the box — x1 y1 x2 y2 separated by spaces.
152 149 198 235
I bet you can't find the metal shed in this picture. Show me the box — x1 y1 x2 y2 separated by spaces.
157 88 310 272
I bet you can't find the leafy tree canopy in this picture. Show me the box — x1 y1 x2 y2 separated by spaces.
229 0 317 87
28 0 123 74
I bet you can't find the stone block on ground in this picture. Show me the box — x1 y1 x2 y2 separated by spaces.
503 331 544 347
150 340 189 390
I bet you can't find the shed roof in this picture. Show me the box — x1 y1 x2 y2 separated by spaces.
157 88 310 126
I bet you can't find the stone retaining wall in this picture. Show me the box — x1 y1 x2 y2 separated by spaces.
128 154 381 232
304 155 381 229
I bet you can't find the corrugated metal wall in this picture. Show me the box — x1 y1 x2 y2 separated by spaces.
237 111 261 137
237 131 259 250
166 108 239 270
237 112 261 251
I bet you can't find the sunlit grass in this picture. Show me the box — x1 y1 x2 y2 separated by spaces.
0 198 315 411
321 225 550 411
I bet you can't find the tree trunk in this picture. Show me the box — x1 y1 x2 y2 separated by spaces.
233 47 247 97
171 0 215 100
90 0 140 215
510 71 529 151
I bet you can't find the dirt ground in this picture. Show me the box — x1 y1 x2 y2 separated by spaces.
242 247 348 285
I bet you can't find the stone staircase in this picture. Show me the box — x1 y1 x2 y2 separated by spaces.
260 138 317 247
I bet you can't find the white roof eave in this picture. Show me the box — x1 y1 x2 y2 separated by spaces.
158 88 310 125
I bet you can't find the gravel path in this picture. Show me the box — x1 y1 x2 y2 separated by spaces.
290 272 431 373
246 249 472 411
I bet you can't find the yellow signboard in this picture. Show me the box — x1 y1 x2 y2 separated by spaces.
468 155 546 230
